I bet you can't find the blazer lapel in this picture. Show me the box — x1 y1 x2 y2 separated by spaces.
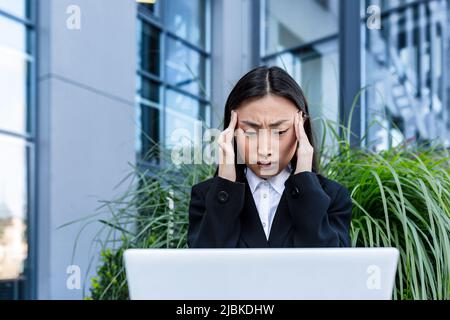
240 183 293 248
237 170 327 248
267 191 292 247
239 176 270 248
269 172 326 246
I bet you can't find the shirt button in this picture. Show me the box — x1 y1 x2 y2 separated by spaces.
262 222 266 227
217 190 229 203
291 186 300 198
263 193 267 198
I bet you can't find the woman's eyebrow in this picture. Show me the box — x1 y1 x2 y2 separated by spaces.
240 120 261 128
268 119 290 128
240 119 290 128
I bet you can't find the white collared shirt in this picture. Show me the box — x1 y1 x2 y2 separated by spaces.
245 166 291 240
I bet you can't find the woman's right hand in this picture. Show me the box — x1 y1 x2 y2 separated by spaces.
218 110 238 182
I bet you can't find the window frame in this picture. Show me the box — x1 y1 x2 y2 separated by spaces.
0 0 37 300
361 0 450 149
136 0 212 167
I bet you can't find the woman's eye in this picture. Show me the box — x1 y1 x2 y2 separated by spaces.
273 130 288 135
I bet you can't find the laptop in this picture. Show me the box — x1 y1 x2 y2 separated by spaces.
124 248 399 300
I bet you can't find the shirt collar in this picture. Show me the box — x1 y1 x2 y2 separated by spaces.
245 165 291 195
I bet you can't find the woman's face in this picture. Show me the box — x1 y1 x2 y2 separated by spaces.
234 95 299 179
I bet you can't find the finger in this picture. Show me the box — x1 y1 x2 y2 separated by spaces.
218 130 231 149
218 140 230 154
217 137 225 157
217 141 227 164
298 113 311 145
224 127 233 144
217 131 225 144
294 112 300 142
235 127 244 136
218 141 233 164
217 140 225 157
217 135 234 152
228 110 238 130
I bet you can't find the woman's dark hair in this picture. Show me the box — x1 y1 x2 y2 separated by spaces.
215 66 320 180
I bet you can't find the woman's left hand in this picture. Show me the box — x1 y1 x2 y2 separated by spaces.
294 111 314 174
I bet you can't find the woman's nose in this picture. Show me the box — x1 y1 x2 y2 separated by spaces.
257 130 272 158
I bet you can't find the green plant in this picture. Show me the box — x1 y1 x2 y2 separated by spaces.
316 92 450 299
325 140 450 299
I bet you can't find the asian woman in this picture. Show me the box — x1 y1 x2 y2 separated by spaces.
187 66 353 248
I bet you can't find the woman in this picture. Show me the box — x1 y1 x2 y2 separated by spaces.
188 66 352 248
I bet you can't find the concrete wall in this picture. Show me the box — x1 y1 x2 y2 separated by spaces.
37 0 136 299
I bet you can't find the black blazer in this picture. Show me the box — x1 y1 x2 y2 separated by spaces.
188 170 353 248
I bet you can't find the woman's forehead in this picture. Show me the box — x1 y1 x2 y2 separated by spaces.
237 105 297 124
237 95 298 115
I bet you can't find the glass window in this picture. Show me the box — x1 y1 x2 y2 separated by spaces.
0 51 30 134
0 135 29 281
0 0 29 19
165 90 210 150
165 37 207 97
136 0 211 163
137 104 161 162
0 16 30 54
166 89 207 121
165 0 207 49
362 0 450 149
164 108 203 150
0 0 34 300
365 0 415 11
137 77 160 104
136 77 161 161
362 1 440 15
137 20 160 76
264 0 339 55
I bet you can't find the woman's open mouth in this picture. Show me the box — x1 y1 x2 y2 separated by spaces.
257 161 272 168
